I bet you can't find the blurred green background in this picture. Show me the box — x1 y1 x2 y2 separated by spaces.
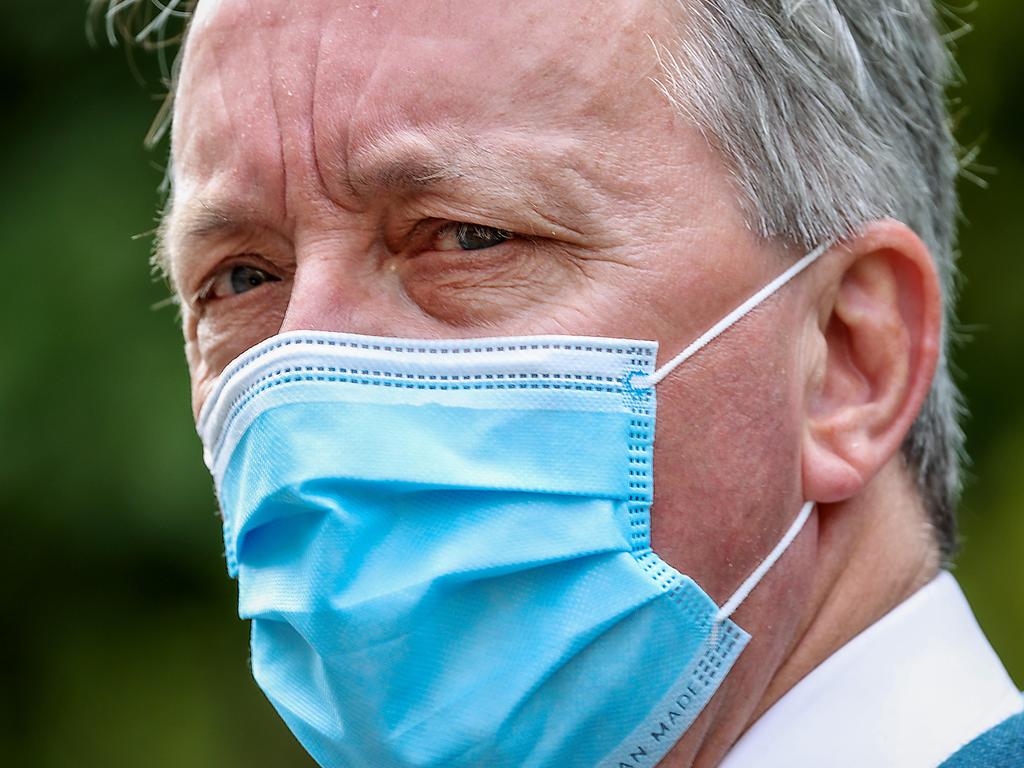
0 2 1020 766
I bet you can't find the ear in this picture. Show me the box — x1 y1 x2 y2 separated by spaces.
801 221 942 503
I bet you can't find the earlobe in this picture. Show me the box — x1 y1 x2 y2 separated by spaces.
801 222 942 504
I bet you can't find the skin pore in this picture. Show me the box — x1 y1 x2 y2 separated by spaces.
166 1 943 765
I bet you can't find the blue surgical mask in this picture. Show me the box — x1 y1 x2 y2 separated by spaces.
198 244 827 768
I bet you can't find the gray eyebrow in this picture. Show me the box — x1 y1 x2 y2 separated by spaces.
168 192 293 252
158 200 262 288
158 159 461 281
343 153 465 198
169 155 464 247
175 203 239 242
161 138 543 281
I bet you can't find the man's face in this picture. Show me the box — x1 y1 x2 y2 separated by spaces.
169 0 815 753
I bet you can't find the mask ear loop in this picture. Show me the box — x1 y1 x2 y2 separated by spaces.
635 244 829 645
696 505 815 679
716 500 815 625
706 501 816 648
636 242 832 389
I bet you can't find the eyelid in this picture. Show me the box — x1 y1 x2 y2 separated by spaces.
192 253 283 305
427 221 518 252
445 221 499 240
176 222 295 299
391 210 517 247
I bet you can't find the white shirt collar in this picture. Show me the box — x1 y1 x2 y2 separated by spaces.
719 571 1022 768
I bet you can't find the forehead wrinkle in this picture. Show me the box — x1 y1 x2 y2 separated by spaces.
350 126 611 242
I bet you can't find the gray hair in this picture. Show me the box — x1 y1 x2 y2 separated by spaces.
96 0 968 558
655 0 967 559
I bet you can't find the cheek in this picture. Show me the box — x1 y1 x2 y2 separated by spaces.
185 336 213 421
648 314 806 598
400 243 585 326
196 304 284 373
186 286 290 416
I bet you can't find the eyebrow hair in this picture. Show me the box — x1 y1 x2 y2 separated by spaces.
344 151 465 199
169 194 285 249
159 137 542 279
174 203 239 242
156 200 259 284
170 151 463 235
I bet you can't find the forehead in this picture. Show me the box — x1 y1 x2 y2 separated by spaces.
183 0 663 106
171 0 671 202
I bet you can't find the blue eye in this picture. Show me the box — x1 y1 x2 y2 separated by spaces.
229 265 278 294
202 264 281 301
435 223 513 252
456 224 512 250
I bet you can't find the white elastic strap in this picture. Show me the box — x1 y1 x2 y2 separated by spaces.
638 242 832 388
715 501 815 624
